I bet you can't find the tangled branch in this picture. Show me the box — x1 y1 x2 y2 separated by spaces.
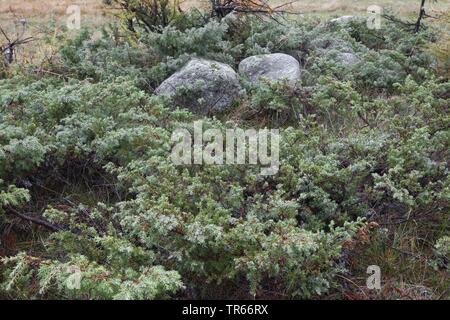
210 0 299 17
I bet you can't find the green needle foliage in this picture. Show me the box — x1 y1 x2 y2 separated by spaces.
0 13 448 299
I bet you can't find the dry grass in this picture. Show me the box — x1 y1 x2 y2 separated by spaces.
0 1 448 85
1 0 449 23
0 0 109 67
337 218 449 300
0 0 107 22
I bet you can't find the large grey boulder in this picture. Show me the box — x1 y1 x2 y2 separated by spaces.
155 58 241 114
238 53 301 85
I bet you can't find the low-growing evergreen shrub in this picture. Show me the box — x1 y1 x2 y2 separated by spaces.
0 14 448 299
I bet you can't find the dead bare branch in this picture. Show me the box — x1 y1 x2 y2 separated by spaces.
7 207 63 232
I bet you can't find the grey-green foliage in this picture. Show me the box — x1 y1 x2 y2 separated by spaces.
0 15 448 299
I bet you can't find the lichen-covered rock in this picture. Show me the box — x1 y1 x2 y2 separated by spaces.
238 53 301 85
335 52 360 66
155 58 241 114
222 11 240 26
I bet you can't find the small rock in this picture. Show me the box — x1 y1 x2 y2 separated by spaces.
336 52 360 67
309 37 360 68
330 16 356 24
